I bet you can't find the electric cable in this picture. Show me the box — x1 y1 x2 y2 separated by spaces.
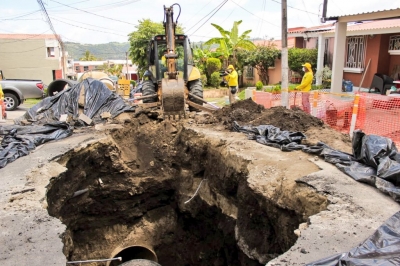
230 0 280 27
49 0 137 26
188 0 228 36
50 15 128 34
270 0 319 16
0 10 41 21
51 17 128 37
0 45 46 53
182 0 213 25
301 0 317 25
185 0 227 34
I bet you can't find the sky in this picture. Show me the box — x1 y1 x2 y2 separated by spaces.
1 0 399 46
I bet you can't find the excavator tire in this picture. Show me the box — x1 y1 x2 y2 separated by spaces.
142 80 157 103
188 79 203 112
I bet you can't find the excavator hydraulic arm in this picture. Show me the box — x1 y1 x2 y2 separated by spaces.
160 4 185 118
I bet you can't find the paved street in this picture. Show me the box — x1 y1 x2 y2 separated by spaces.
1 105 30 125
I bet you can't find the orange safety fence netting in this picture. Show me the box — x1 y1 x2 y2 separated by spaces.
356 93 400 146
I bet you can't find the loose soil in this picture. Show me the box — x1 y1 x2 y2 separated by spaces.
213 98 352 153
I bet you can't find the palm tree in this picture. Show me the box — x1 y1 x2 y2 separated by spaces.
79 50 98 61
204 20 256 67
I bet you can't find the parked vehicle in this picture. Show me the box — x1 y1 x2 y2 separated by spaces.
0 70 45 111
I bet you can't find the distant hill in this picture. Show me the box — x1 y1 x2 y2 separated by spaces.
65 42 130 60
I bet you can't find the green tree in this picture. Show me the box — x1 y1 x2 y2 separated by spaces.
79 50 99 61
128 19 184 74
288 48 318 74
204 20 256 66
241 44 281 85
206 58 222 76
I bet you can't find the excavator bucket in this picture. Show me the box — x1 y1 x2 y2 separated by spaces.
161 78 185 119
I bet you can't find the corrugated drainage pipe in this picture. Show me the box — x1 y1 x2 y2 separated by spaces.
109 245 158 266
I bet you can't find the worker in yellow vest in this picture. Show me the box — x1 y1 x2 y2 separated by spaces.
224 65 238 104
295 62 313 114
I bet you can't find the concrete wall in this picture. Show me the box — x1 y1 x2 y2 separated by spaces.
243 58 282 86
0 38 61 85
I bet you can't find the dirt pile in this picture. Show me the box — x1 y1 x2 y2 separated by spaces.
213 98 352 153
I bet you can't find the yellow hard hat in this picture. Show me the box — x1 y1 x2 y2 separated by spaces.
302 63 312 71
227 65 234 70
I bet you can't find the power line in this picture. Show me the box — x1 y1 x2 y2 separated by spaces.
301 0 316 25
187 0 228 36
50 15 129 34
52 17 128 37
186 0 227 34
49 0 137 26
230 0 280 27
182 0 213 25
270 0 319 16
0 10 41 21
0 45 46 53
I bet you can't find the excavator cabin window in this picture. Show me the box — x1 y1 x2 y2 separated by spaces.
157 43 184 79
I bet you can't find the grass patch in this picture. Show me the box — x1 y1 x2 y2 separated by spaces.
205 97 227 108
24 98 42 107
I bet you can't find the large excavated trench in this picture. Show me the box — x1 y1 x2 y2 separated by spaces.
46 112 328 266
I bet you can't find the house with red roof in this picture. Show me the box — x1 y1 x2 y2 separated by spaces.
288 15 400 93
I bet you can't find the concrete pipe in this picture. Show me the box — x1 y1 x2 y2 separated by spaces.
109 245 158 266
120 259 161 266
47 79 78 97
79 71 116 91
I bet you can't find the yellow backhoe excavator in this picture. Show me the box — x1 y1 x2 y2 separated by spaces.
138 4 216 119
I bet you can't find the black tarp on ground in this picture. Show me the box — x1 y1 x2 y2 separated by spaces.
233 121 400 265
15 78 133 125
306 211 400 266
233 122 400 202
0 78 134 168
0 122 72 168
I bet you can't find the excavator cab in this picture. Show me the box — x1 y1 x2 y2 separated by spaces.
142 4 204 119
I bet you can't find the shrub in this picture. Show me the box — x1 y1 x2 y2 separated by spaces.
209 71 221 88
206 58 222 76
256 81 263 91
129 80 136 87
200 74 207 86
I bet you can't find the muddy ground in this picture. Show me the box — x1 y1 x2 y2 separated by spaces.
0 98 399 266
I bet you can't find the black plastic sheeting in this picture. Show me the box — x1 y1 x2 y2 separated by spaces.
233 121 400 265
307 211 400 265
0 122 72 168
233 122 400 202
0 78 133 168
15 78 133 125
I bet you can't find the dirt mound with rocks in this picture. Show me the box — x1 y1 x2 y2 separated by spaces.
213 98 352 153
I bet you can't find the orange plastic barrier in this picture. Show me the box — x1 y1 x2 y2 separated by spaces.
0 99 5 119
252 89 400 146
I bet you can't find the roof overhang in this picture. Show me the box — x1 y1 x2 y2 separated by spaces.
322 26 400 37
325 9 400 23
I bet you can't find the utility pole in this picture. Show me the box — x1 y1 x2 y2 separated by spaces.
125 51 129 80
281 0 289 108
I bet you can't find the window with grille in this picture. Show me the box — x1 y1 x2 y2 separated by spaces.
246 66 254 79
344 36 366 73
84 66 89 71
389 35 400 55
